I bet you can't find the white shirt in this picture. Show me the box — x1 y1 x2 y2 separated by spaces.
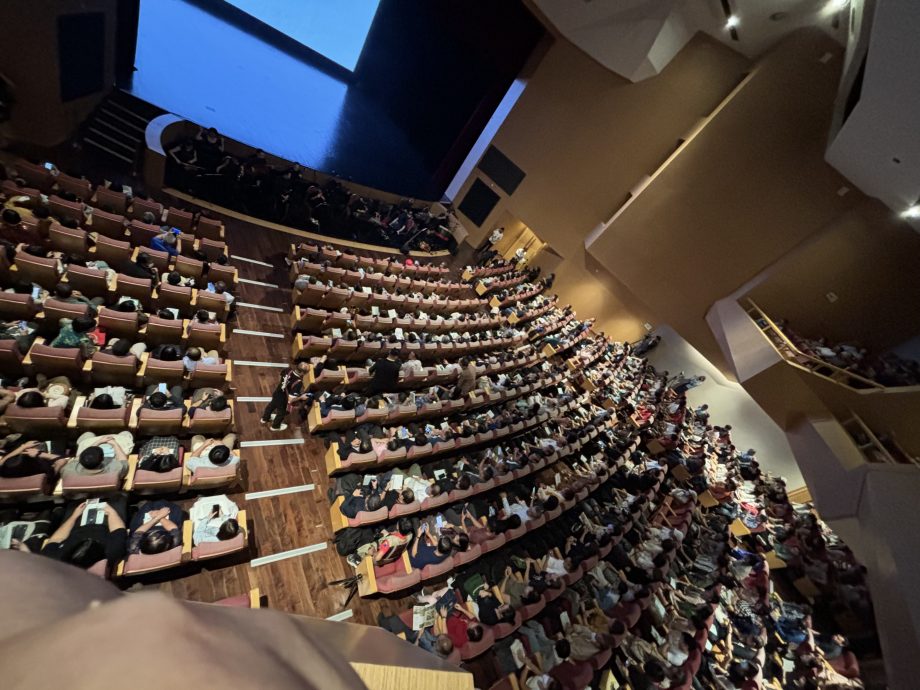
489 229 503 244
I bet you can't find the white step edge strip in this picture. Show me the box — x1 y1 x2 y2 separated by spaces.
250 542 327 567
245 483 315 500
232 329 285 338
237 302 284 312
239 278 280 288
239 438 305 448
231 254 275 268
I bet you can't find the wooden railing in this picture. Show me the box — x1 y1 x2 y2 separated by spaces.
842 413 920 468
745 299 887 391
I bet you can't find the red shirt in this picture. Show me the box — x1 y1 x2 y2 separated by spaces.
446 612 470 648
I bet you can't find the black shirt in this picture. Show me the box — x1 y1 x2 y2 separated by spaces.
369 357 401 392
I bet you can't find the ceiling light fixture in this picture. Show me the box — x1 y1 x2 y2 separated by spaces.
828 0 849 10
902 205 920 219
725 15 739 29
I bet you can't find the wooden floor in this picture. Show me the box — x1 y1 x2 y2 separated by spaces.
155 209 419 625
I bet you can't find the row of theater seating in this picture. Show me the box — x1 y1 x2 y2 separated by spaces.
289 242 450 278
3 392 234 439
114 509 249 578
290 260 474 298
463 262 516 280
293 281 488 314
330 412 627 532
304 348 558 396
471 272 528 296
290 327 532 363
356 451 658 599
0 438 241 501
2 259 234 324
383 464 683 675
492 283 546 310
6 160 225 240
290 297 558 338
309 367 566 434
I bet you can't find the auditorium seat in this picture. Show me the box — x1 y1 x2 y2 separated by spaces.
195 290 227 319
49 195 85 225
98 307 140 338
40 298 90 323
186 403 234 434
146 315 186 346
4 404 68 435
65 265 110 297
68 396 134 432
90 209 127 239
14 253 61 289
188 510 248 561
23 339 85 377
186 321 225 351
129 197 162 221
118 541 187 576
166 206 194 232
196 216 224 241
13 160 54 191
95 186 128 214
93 235 133 265
188 361 232 389
0 340 23 374
124 451 184 494
138 354 185 386
49 224 89 256
114 274 155 310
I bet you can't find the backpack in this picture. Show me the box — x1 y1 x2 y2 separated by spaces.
334 527 377 556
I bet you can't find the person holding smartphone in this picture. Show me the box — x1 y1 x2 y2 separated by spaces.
40 497 127 570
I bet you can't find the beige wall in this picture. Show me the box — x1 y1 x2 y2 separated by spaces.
0 0 118 147
587 30 861 370
454 34 750 341
747 199 920 353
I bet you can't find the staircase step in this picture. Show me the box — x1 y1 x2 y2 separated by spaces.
86 127 138 153
89 117 141 146
99 108 146 133
105 98 152 124
84 138 135 164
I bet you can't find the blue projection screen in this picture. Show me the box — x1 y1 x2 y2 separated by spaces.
225 0 380 71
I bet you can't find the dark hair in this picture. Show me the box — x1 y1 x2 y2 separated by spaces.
554 639 571 660
72 316 96 333
455 533 469 552
110 339 131 357
195 309 211 322
400 488 415 504
397 518 413 535
17 391 45 408
89 393 116 410
148 391 168 409
136 252 153 267
185 347 202 361
209 395 228 412
457 474 471 491
544 495 559 511
466 623 483 642
1 208 21 224
366 494 383 512
53 283 73 299
437 536 452 554
644 659 667 683
217 519 240 541
167 271 182 285
140 527 175 554
79 446 105 470
506 514 522 530
208 445 231 465
67 538 106 568
33 206 50 220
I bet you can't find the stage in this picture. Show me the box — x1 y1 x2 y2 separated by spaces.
126 0 544 200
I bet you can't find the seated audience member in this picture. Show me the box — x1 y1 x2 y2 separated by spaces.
15 375 72 408
150 229 179 256
117 251 158 281
189 387 229 417
137 436 181 469
52 282 103 312
150 343 184 361
0 508 56 553
185 434 239 473
50 316 98 356
189 494 240 545
183 346 220 371
142 384 184 411
62 433 130 480
409 522 453 569
104 337 146 360
0 440 67 482
127 499 183 554
40 497 127 569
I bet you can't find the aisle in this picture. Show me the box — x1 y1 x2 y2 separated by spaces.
156 214 415 624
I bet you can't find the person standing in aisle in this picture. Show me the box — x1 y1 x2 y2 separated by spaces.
260 362 309 431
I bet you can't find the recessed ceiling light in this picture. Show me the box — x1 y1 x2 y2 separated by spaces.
725 15 739 29
828 0 849 10
902 205 920 219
